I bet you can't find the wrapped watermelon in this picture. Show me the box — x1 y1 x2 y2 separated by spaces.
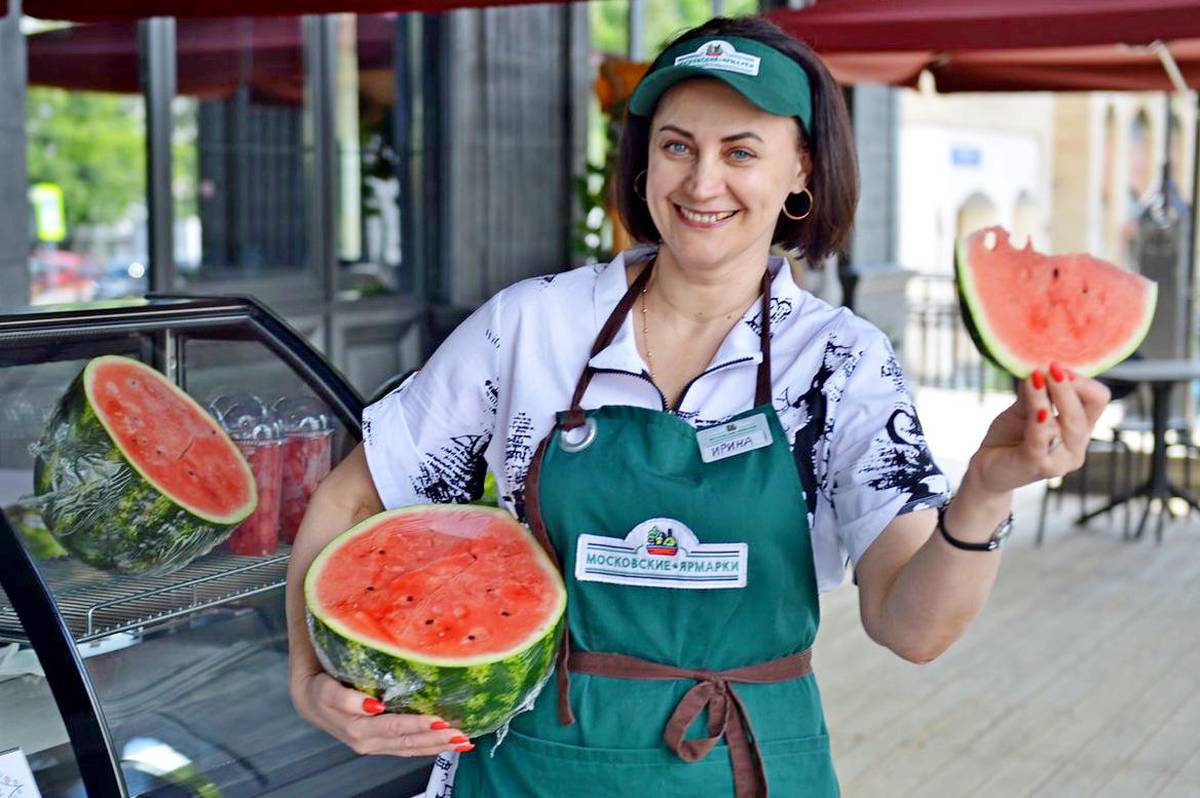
33 355 258 575
955 226 1158 377
305 505 566 736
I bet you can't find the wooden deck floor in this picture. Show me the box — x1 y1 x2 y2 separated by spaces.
815 492 1200 797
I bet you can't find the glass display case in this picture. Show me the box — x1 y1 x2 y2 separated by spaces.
0 296 432 797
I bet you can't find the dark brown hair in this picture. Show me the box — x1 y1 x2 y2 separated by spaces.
614 16 859 262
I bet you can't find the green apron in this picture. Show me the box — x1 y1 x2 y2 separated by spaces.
453 262 840 797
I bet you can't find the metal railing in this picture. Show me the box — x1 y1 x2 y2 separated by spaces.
904 273 1011 396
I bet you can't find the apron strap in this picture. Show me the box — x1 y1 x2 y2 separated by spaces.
569 648 813 798
562 259 656 430
754 268 772 408
564 260 776 429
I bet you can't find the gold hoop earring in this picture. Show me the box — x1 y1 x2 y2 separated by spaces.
634 170 648 203
782 188 813 221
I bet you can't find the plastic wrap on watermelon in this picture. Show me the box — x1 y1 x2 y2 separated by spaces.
31 356 257 575
305 505 567 738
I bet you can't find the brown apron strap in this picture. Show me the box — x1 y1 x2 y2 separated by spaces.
563 259 656 429
755 268 772 408
522 432 578 725
569 649 813 798
567 261 775 426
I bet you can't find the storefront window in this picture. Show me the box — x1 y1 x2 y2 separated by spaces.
24 20 148 305
171 17 312 284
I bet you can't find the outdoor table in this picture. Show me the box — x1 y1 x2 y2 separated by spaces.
1076 358 1200 542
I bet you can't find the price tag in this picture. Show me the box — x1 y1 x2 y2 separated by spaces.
0 748 42 798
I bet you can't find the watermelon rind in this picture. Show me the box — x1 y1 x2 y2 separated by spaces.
33 356 257 574
955 232 1158 378
305 504 566 736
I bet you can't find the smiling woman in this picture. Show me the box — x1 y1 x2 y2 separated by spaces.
287 14 1112 798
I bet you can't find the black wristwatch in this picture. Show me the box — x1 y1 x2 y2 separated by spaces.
937 502 1013 551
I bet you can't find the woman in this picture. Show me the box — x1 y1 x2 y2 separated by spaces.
286 16 1109 797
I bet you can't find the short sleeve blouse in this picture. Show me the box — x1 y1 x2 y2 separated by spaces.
362 247 951 593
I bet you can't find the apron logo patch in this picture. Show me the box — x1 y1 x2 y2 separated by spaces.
575 518 748 590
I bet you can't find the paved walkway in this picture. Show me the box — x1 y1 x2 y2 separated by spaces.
815 387 1200 797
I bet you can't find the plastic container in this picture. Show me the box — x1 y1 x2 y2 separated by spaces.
273 396 334 543
212 394 284 556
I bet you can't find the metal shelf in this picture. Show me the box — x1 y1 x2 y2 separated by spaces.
0 546 290 644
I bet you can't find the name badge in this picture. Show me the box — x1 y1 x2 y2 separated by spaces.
696 413 773 463
575 518 747 590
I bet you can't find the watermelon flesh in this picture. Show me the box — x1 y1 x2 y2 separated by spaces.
34 355 257 574
956 227 1158 378
306 505 566 736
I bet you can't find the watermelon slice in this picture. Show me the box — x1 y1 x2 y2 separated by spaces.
956 227 1158 377
34 355 257 574
305 504 566 736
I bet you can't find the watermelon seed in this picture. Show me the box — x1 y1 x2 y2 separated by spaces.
424 619 434 625
406 595 414 602
467 635 476 641
501 610 511 617
367 586 375 591
1052 268 1060 279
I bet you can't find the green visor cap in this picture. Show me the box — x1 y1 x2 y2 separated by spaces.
628 36 812 134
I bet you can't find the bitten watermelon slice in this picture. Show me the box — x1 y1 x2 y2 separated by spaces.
305 505 566 736
34 355 257 574
956 227 1158 377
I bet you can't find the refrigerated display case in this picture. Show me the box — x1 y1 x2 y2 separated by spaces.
0 296 432 797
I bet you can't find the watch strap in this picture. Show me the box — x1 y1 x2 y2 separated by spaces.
937 503 1011 552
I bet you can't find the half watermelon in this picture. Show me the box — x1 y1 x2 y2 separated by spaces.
34 355 257 574
305 504 566 736
956 227 1158 377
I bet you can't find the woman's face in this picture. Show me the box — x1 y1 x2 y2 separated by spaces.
646 78 810 273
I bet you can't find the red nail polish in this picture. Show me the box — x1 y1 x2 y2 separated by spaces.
1049 362 1064 383
449 735 469 744
456 744 476 752
1037 408 1049 423
430 721 451 731
362 697 386 715
1031 370 1045 390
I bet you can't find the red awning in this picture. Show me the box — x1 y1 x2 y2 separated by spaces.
930 38 1200 92
820 39 1200 92
24 0 575 22
27 16 396 102
766 0 1200 53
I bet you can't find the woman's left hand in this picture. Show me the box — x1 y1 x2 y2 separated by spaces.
969 362 1112 495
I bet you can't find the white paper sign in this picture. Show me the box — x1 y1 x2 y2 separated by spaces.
0 748 42 798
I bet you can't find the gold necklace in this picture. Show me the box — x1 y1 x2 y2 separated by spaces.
641 276 655 380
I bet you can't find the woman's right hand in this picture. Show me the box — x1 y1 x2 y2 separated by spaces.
285 445 473 758
290 665 473 757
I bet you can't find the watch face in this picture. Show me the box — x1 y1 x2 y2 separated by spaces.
993 515 1015 543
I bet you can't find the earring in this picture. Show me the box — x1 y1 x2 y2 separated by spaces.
782 188 814 221
634 170 648 203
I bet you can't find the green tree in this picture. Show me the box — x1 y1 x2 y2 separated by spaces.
26 87 146 239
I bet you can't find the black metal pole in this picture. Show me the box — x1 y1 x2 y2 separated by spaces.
140 17 175 294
